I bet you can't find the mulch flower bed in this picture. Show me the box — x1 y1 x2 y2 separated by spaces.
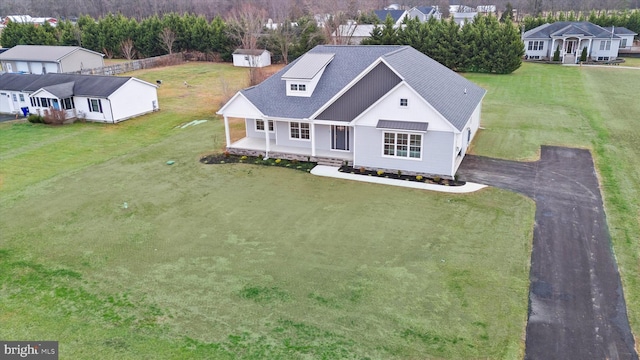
200 153 465 186
200 153 317 172
338 165 465 186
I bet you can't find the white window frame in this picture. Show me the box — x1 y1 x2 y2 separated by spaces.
528 41 544 51
620 39 627 48
88 98 103 113
600 40 611 51
381 131 422 160
255 119 274 132
289 122 310 140
19 94 25 102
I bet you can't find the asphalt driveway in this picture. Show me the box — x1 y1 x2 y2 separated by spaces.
457 146 637 360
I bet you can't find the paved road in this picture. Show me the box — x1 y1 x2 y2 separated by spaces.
458 146 638 360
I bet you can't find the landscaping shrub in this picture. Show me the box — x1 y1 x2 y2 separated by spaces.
27 114 44 123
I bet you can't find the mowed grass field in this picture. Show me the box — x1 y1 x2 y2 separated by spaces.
466 63 640 346
0 61 637 358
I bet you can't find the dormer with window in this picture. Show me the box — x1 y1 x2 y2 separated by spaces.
281 52 334 97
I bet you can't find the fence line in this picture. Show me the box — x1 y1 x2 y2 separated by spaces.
69 53 185 76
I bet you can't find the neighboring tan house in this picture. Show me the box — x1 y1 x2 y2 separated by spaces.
232 49 271 68
217 45 486 178
0 73 158 123
0 45 104 74
332 23 377 45
407 6 442 21
523 22 634 63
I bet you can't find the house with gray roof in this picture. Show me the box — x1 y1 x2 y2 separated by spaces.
374 10 408 25
0 73 158 123
0 45 104 74
407 6 442 22
217 45 486 178
522 22 636 63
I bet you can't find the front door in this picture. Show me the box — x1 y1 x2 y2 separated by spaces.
331 125 349 151
566 40 576 54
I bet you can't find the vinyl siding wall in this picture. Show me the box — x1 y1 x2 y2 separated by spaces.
354 126 455 176
60 51 104 72
109 79 157 122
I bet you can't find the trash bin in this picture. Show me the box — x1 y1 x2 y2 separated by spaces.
21 107 29 117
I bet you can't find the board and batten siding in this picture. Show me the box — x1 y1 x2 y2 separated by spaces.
354 126 455 176
316 62 401 122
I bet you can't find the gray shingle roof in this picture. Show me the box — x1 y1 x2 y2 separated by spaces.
0 45 104 62
383 46 486 131
603 26 638 35
0 73 41 91
0 73 132 97
415 6 436 15
41 82 74 98
374 10 405 23
523 22 620 39
239 45 485 132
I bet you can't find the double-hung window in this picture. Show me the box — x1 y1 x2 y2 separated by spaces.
600 40 611 51
255 119 274 132
290 122 310 140
383 132 422 159
62 97 75 110
88 98 103 113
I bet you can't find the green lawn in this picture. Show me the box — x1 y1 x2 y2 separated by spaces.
466 62 640 345
0 61 638 359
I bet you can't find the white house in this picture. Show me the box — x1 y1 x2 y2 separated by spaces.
523 22 635 63
604 26 638 50
217 45 486 178
232 49 271 68
0 45 104 74
407 6 442 22
0 73 159 123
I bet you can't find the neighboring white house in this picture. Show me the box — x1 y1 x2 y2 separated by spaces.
232 49 271 68
407 6 442 22
217 45 486 178
523 22 635 63
603 26 638 50
0 45 104 74
0 73 159 123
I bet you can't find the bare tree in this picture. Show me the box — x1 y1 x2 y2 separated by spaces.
120 38 136 60
322 12 356 45
226 3 267 51
159 27 176 55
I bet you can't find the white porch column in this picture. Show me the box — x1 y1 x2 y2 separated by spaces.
311 122 316 157
223 115 231 148
264 119 270 159
588 38 593 60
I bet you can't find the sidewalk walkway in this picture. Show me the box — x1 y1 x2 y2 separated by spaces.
310 165 487 193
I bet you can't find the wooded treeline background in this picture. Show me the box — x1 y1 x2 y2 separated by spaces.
2 0 640 21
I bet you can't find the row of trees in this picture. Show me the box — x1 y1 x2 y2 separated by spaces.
363 15 524 74
521 9 640 32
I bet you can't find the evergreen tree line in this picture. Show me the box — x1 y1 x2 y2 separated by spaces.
522 9 640 33
0 12 329 63
363 15 524 74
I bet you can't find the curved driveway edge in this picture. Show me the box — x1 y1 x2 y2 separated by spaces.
458 146 638 360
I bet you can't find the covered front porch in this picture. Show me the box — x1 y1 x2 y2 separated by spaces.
228 137 353 166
